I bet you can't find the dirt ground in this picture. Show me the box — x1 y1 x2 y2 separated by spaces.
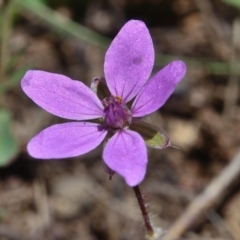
1 0 240 239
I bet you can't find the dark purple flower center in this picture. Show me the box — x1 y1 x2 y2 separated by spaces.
102 96 131 129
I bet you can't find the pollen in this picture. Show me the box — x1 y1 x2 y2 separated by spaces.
102 95 123 107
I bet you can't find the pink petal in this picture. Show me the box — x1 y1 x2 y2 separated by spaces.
104 20 154 103
27 122 107 159
103 130 148 186
21 70 104 120
131 60 186 117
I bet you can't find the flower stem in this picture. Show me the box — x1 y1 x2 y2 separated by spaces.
133 185 154 237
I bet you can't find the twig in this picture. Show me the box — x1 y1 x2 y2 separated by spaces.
207 210 234 240
162 150 240 240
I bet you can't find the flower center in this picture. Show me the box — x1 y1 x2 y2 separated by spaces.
102 96 131 129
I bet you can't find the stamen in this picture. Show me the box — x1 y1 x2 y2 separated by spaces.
102 96 132 129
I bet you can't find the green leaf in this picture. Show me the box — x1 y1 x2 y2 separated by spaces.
0 0 19 79
130 121 170 149
37 0 48 4
14 0 109 48
13 0 240 76
0 109 18 166
221 0 240 9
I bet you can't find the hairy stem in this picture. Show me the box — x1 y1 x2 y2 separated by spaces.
133 185 154 236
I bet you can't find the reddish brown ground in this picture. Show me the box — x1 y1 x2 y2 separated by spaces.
1 0 240 239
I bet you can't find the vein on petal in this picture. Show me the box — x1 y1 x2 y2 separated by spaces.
37 85 103 115
45 125 106 145
123 79 142 103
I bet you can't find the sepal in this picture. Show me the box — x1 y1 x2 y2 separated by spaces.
91 77 111 100
130 120 171 149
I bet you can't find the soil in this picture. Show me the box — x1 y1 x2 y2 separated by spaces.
1 0 240 239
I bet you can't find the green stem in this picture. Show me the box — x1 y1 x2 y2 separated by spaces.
13 0 240 76
0 0 17 83
14 0 109 49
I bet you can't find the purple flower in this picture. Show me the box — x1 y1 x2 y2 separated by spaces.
21 20 186 186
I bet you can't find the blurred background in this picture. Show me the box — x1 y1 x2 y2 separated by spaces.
1 0 240 239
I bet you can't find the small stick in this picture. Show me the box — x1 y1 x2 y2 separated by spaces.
133 185 154 237
162 150 240 240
